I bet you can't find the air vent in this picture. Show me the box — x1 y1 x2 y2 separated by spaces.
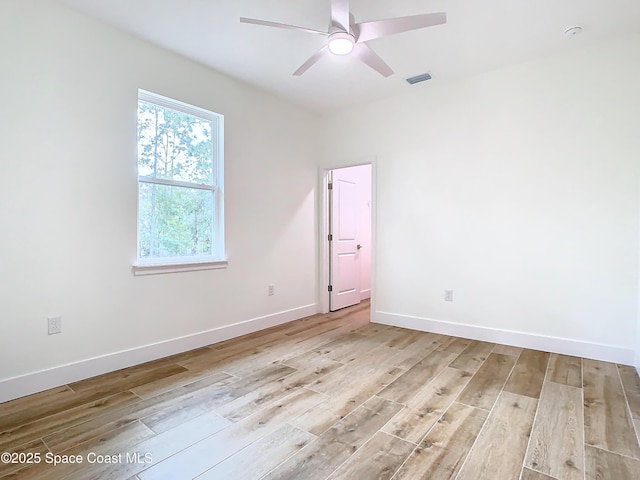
405 73 432 85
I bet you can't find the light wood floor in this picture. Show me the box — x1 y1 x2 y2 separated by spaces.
2 301 640 479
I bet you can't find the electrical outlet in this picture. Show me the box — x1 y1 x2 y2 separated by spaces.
48 316 62 335
268 284 275 296
444 290 454 302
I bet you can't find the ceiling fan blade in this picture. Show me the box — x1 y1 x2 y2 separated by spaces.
293 45 330 76
330 0 350 31
240 17 328 36
354 12 446 43
352 43 393 77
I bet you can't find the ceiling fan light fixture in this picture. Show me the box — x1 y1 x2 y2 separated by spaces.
241 4 448 76
328 32 355 55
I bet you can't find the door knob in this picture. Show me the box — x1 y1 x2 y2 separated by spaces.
357 244 362 250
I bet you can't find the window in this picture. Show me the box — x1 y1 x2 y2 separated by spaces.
134 90 225 274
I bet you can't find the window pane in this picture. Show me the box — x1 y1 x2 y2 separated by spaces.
138 182 215 259
137 100 214 185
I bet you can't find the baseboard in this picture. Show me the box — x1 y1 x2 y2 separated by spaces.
374 311 635 366
0 303 319 403
360 289 371 300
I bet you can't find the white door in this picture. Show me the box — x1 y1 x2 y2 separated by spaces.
329 169 361 311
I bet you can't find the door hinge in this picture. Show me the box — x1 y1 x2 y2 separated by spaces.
328 234 333 241
328 285 333 292
328 182 333 190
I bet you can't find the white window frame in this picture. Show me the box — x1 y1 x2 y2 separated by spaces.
132 89 226 276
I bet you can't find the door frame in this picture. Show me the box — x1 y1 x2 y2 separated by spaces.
319 157 376 314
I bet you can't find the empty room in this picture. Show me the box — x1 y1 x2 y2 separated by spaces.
1 0 640 479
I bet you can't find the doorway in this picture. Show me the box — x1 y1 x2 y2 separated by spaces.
325 163 372 312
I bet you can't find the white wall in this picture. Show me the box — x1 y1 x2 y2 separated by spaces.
0 0 320 400
323 34 640 364
637 318 640 374
637 286 640 374
637 209 640 373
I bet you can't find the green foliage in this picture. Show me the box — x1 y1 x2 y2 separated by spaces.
137 101 216 258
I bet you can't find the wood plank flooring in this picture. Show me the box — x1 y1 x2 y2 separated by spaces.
1 301 640 479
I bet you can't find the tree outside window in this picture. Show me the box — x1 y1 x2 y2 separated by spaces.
136 90 224 265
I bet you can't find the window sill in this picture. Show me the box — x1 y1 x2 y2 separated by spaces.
132 259 228 276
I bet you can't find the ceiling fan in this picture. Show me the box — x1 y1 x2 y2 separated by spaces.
240 0 446 77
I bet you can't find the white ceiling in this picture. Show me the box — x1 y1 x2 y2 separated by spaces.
56 0 640 114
